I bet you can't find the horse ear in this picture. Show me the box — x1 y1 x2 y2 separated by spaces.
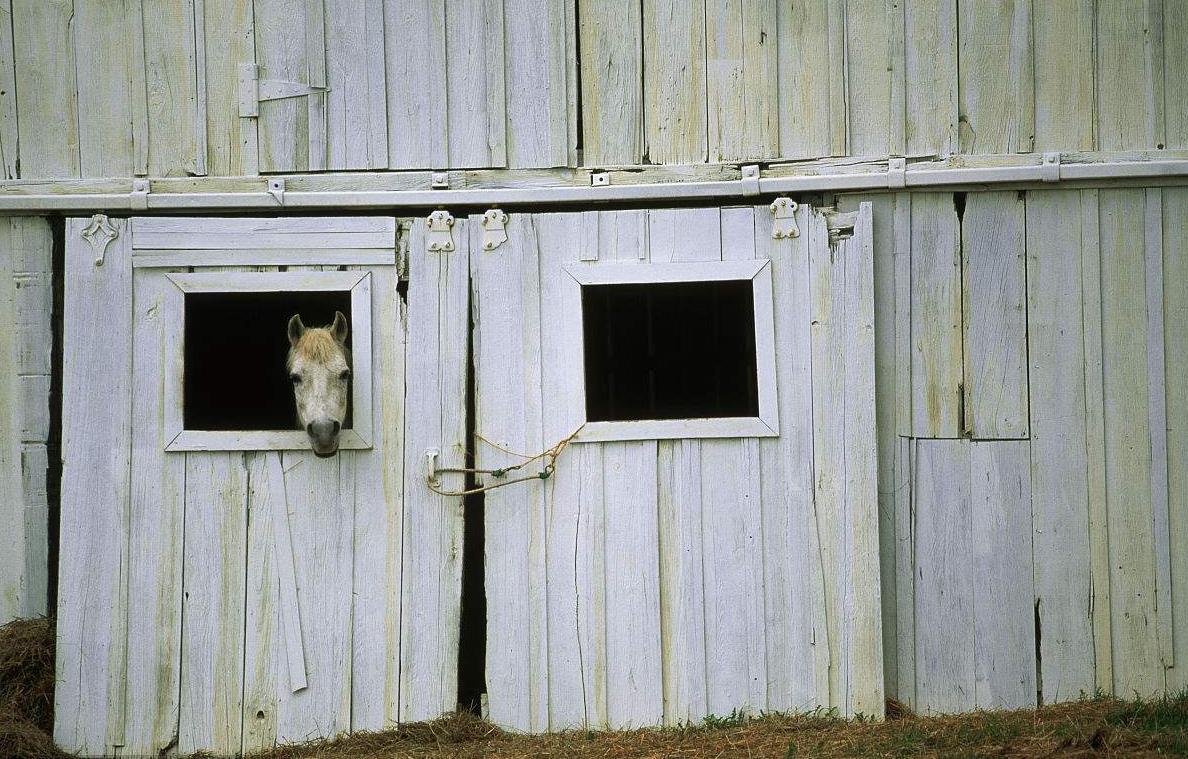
287 314 305 347
331 311 349 344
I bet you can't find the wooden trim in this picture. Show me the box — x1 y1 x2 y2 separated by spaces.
161 270 374 452
563 258 779 443
132 248 396 268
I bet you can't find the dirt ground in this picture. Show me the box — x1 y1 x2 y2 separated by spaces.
3 618 1186 758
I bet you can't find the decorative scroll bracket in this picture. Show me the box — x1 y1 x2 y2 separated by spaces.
770 197 800 240
80 214 119 267
481 209 508 251
426 210 455 252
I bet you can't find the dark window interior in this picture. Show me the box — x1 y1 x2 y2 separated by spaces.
581 279 759 422
184 290 352 431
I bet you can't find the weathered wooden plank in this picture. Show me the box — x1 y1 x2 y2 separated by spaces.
325 0 387 169
73 1 135 177
1099 188 1165 696
706 0 778 162
896 437 915 705
122 267 186 754
0 0 17 178
970 440 1036 709
142 0 202 176
962 192 1028 439
349 265 404 731
843 2 892 157
1025 189 1096 702
909 193 961 437
1162 187 1188 690
957 0 1033 154
0 223 21 623
643 0 706 163
402 217 467 722
13 0 79 178
19 443 47 618
1032 0 1094 151
55 218 131 755
180 452 248 755
578 0 642 165
254 0 314 172
756 202 821 713
384 0 446 169
1167 0 1188 149
913 439 974 713
446 0 506 168
903 0 957 155
1096 0 1158 150
202 0 258 175
775 0 832 159
510 0 575 169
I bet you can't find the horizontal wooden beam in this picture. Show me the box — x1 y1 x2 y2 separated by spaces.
0 151 1186 212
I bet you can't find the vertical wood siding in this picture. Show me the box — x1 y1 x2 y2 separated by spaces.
6 2 1184 178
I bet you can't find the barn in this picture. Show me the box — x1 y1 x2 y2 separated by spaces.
0 1 1185 756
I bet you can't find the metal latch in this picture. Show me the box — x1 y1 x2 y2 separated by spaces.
239 63 328 118
425 448 440 487
481 209 508 251
770 197 800 239
130 178 150 210
267 178 285 204
426 210 455 252
887 157 906 189
741 164 761 195
1041 152 1061 182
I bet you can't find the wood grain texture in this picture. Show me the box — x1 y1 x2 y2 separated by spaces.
385 0 446 168
142 0 202 176
202 0 258 175
843 2 893 157
643 0 707 163
775 0 832 159
446 0 507 168
1167 0 1188 149
504 0 575 168
903 0 957 155
0 1 17 178
0 224 22 623
254 0 315 172
56 218 132 754
962 192 1028 438
73 1 136 177
909 193 961 437
1096 0 1158 151
957 0 1033 154
578 0 642 165
1032 0 1094 151
325 0 387 169
13 0 79 177
706 0 779 162
1025 189 1096 702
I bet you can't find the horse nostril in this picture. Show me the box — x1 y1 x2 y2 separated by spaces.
306 423 315 436
331 420 340 435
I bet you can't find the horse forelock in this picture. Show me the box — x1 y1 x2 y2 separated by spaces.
288 327 348 367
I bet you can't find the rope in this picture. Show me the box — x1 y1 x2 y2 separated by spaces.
426 426 584 497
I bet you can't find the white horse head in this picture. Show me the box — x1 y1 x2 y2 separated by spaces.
286 311 350 457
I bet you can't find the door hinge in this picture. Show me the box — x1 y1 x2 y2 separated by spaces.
481 209 508 251
770 197 800 239
426 210 455 252
239 63 328 118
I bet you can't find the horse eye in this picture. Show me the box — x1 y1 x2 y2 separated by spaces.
339 370 351 382
289 373 302 385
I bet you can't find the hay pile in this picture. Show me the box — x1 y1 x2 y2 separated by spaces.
0 617 69 759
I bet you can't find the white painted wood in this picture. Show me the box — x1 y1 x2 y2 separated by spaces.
325 0 388 169
775 0 833 159
504 0 575 168
266 452 308 693
384 0 446 168
141 0 202 176
133 248 397 268
1097 0 1158 151
577 418 777 443
400 215 468 722
131 215 397 246
844 2 892 157
1033 1 1094 150
167 429 371 453
578 0 641 165
201 0 258 175
970 441 1036 709
446 0 506 168
56 217 132 755
13 0 79 178
957 0 1033 154
179 452 248 756
1025 189 1097 702
962 192 1029 439
643 0 706 163
1099 188 1165 696
565 258 766 285
0 221 23 623
254 0 318 172
903 0 957 155
706 0 778 162
909 193 962 437
0 0 17 179
73 1 135 177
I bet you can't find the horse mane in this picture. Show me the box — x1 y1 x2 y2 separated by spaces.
288 327 350 368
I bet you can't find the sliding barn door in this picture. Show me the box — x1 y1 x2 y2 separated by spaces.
473 204 883 731
57 215 467 757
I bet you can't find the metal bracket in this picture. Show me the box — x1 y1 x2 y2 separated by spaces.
238 63 328 118
741 164 761 195
426 210 455 252
267 178 285 204
129 178 150 210
770 197 800 239
425 448 440 487
1041 152 1061 182
431 172 449 190
80 214 119 267
887 157 907 189
590 171 610 187
481 209 508 251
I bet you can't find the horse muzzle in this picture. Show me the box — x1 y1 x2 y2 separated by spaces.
306 419 341 457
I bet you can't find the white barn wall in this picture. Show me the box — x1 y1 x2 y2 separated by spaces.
0 216 51 625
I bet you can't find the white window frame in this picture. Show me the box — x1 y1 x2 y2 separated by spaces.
563 259 779 443
160 270 374 452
